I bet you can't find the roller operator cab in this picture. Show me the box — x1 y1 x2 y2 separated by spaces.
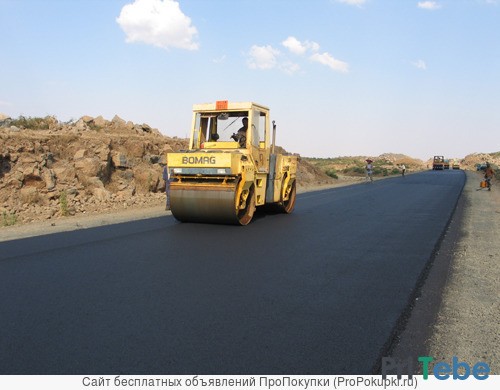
166 101 298 225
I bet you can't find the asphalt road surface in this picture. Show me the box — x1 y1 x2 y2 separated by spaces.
0 170 465 374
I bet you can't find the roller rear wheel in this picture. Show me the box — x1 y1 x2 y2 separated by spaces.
280 180 296 214
236 185 256 225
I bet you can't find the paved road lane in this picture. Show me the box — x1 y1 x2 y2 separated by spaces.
0 170 465 374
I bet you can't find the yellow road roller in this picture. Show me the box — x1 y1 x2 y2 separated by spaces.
166 101 298 225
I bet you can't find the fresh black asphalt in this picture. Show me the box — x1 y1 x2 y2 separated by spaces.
0 170 465 374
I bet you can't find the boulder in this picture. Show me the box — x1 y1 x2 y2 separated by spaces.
83 176 104 189
133 166 161 193
73 149 88 160
20 164 38 177
20 187 40 204
92 187 111 201
42 168 57 191
6 172 23 189
53 165 76 183
111 152 130 169
74 157 101 177
112 115 126 126
93 116 107 128
123 140 145 158
96 145 111 162
74 118 88 131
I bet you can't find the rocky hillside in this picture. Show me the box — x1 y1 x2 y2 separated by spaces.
303 153 427 178
0 114 333 226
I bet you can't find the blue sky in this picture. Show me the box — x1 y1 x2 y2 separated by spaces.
1 0 499 160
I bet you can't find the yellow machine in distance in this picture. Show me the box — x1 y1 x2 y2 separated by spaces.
432 156 445 170
166 101 298 225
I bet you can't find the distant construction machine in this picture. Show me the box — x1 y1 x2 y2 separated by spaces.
432 156 445 170
166 101 298 225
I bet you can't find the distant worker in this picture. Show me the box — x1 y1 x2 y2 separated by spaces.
365 159 374 182
231 117 248 147
484 162 494 191
400 164 406 177
162 164 171 210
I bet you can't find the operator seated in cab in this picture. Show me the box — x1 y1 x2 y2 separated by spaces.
231 117 247 148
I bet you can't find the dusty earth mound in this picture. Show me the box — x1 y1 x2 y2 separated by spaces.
460 152 500 173
0 114 334 227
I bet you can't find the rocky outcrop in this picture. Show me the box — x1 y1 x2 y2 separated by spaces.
0 115 188 225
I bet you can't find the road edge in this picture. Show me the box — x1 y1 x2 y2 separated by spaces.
372 170 467 373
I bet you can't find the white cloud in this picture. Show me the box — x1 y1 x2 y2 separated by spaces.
282 36 319 56
0 100 12 107
249 39 348 74
310 52 349 73
280 61 301 75
116 0 199 51
418 1 442 10
335 0 367 7
247 45 280 70
412 59 427 70
282 37 306 55
247 46 301 74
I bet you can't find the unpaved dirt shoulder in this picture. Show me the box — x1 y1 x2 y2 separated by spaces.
428 171 499 373
0 204 167 243
391 170 499 374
